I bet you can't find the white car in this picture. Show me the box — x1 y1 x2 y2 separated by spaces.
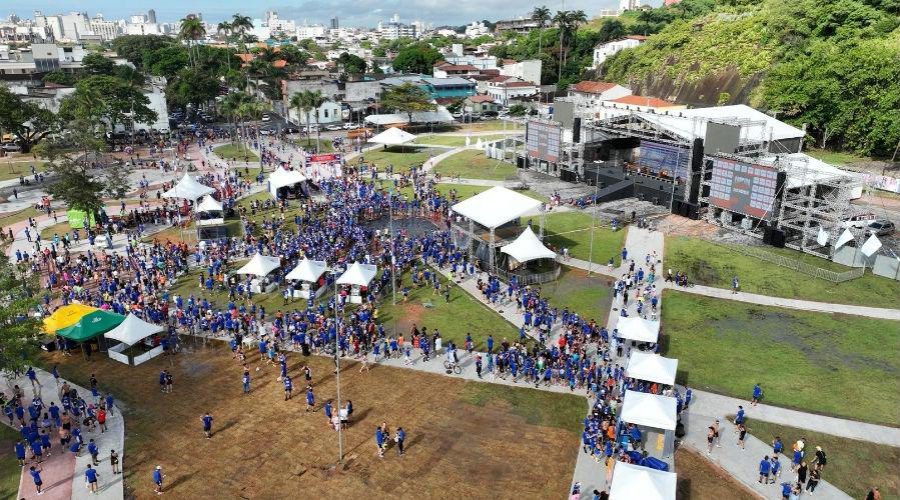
342 123 356 130
325 124 343 131
261 114 271 122
842 213 877 229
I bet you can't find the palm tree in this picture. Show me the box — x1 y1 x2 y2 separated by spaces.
178 16 206 68
220 91 250 143
231 14 253 52
217 21 232 40
532 6 551 58
290 90 328 152
553 10 587 83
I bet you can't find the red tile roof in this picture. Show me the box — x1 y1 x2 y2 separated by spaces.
500 81 535 88
489 75 513 83
609 95 677 107
436 64 478 71
626 35 649 41
572 81 620 94
467 94 496 103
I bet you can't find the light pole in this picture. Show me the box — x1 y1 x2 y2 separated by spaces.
332 271 344 463
586 177 599 275
389 187 396 305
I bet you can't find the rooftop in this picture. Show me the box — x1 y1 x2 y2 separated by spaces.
609 95 677 107
571 81 622 94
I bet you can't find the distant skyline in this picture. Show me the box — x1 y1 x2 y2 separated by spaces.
9 0 626 27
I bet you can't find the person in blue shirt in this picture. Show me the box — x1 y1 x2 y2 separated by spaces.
283 376 293 401
396 427 406 456
26 367 41 390
758 455 772 483
105 394 115 416
201 413 213 439
85 464 100 494
153 465 165 495
242 370 251 394
375 427 385 458
735 405 745 425
752 383 763 406
29 465 43 495
14 440 26 466
305 386 314 412
486 335 494 353
769 456 782 484
781 481 792 499
772 436 783 456
88 438 99 465
324 400 333 423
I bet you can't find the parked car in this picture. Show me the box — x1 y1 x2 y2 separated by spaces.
866 220 895 236
282 126 300 134
342 123 357 130
325 124 343 131
843 213 877 229
0 142 21 152
259 128 276 136
261 114 271 122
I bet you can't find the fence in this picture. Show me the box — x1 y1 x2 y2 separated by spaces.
495 264 562 286
721 243 865 283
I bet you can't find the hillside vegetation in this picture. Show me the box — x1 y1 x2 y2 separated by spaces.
601 0 900 157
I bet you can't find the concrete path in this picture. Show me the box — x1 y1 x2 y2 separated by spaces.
4 368 125 500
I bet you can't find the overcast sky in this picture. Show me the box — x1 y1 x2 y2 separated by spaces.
12 0 625 26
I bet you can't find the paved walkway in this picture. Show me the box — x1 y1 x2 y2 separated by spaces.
4 368 125 500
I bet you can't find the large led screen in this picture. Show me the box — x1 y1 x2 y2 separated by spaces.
708 157 780 219
638 140 690 179
526 120 562 163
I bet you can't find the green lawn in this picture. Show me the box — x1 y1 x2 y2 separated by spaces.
805 148 872 166
540 266 614 325
662 290 900 425
741 420 899 499
376 271 520 351
356 146 441 173
665 236 900 308
460 382 586 435
414 134 512 147
40 220 73 240
0 425 20 500
214 143 260 162
390 182 492 202
167 266 309 314
144 219 242 245
456 121 523 132
0 207 42 231
433 150 518 180
0 160 46 182
543 211 626 266
293 138 335 153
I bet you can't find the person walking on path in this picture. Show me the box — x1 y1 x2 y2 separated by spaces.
85 464 100 494
105 394 115 416
806 468 821 493
283 375 293 401
752 383 763 406
242 369 251 394
27 367 41 390
153 465 165 495
201 412 213 439
88 438 100 465
15 439 26 466
305 386 315 412
758 455 771 483
29 464 44 495
736 424 747 450
375 426 385 458
110 449 120 474
732 275 740 294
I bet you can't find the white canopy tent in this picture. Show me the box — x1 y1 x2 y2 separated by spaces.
162 173 216 201
268 167 307 198
235 254 282 277
608 461 677 500
196 195 223 213
286 258 328 282
337 262 378 286
626 352 678 386
617 316 661 344
451 186 542 229
368 127 417 146
620 390 678 430
500 226 556 264
104 314 165 366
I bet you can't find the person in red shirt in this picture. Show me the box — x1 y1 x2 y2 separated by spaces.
97 408 107 433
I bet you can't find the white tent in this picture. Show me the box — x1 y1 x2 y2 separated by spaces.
364 106 454 126
235 254 282 277
268 167 307 197
105 313 163 345
162 173 216 201
617 316 661 344
626 352 678 386
609 461 677 500
369 127 417 146
285 258 328 282
336 262 378 286
620 390 678 430
451 186 542 229
196 195 223 213
501 226 556 263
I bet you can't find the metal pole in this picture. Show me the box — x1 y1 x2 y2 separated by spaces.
334 274 343 463
389 189 396 305
670 146 681 211
587 179 599 276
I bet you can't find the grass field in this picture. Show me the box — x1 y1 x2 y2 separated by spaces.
0 207 42 230
39 220 72 240
413 134 512 147
433 150 518 180
42 344 582 498
144 219 243 245
675 448 756 500
455 121 522 132
540 267 614 325
213 143 259 162
376 272 520 350
804 148 872 165
0 424 21 500
0 160 46 181
166 265 303 314
740 420 899 499
543 211 627 267
662 291 900 425
356 146 441 173
665 236 900 308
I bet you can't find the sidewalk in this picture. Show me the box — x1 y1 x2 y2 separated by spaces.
4 368 125 500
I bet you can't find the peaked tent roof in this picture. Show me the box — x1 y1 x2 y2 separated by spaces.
500 226 556 263
336 262 377 286
609 461 677 500
626 352 678 386
365 106 454 125
451 186 542 229
162 173 216 201
620 390 678 430
235 254 282 277
368 127 417 146
43 303 99 334
285 258 328 282
104 313 164 346
268 167 307 190
616 316 660 343
57 310 126 343
196 195 223 213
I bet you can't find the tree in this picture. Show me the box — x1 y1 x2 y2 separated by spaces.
81 53 115 76
0 87 58 153
166 67 220 109
217 21 232 40
112 34 173 68
0 253 41 377
64 76 157 133
553 10 588 82
290 90 328 151
532 6 552 56
142 46 189 78
508 103 528 116
392 43 443 74
231 14 253 51
337 52 367 76
380 83 437 124
41 71 77 86
178 16 206 67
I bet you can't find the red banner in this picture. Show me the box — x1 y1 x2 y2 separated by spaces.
308 153 340 163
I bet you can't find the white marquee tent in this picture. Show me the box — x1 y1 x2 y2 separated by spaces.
285 258 328 282
236 254 282 277
369 127 417 146
608 461 677 500
268 167 307 198
626 352 678 386
162 173 216 201
500 226 556 263
617 316 661 344
620 390 678 430
451 186 542 229
104 314 165 366
337 262 378 286
196 195 223 213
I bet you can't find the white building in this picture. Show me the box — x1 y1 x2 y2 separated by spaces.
499 59 542 85
89 15 121 41
486 77 538 105
287 100 343 126
619 0 641 11
592 36 647 68
568 80 632 101
377 21 417 40
296 24 327 40
464 21 490 38
34 11 90 42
